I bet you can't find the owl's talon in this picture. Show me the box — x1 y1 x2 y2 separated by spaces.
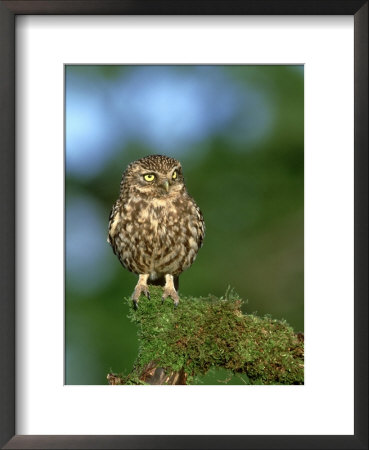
132 300 138 310
131 275 150 305
161 284 180 307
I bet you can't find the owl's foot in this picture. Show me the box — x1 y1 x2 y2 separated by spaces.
132 274 150 309
161 274 180 307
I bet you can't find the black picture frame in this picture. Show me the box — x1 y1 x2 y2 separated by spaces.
0 1 367 449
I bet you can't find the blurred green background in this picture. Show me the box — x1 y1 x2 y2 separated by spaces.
65 65 304 385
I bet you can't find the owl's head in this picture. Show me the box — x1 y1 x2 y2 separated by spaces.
122 155 186 198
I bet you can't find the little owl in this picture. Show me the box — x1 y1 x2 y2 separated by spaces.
108 155 205 308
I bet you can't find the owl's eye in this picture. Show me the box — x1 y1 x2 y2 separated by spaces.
172 171 178 180
144 174 155 182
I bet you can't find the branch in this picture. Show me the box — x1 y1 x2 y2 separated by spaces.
107 286 304 385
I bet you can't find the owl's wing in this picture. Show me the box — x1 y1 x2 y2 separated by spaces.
195 204 205 249
107 201 121 252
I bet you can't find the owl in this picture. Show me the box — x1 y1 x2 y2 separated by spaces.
108 155 205 308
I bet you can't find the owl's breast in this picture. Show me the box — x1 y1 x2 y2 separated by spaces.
109 194 203 276
143 198 179 244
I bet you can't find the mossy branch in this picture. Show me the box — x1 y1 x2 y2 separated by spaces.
107 286 304 385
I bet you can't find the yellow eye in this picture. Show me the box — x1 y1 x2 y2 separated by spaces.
144 174 155 182
172 171 177 180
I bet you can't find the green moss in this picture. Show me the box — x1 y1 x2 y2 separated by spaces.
124 286 304 385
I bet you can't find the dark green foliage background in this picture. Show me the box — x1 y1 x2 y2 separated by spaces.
65 65 304 385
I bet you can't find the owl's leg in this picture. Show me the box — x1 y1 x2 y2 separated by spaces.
161 274 180 307
132 274 150 309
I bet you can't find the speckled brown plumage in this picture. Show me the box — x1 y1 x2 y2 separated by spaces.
108 155 205 307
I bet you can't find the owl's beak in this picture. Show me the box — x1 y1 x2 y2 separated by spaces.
162 180 169 193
